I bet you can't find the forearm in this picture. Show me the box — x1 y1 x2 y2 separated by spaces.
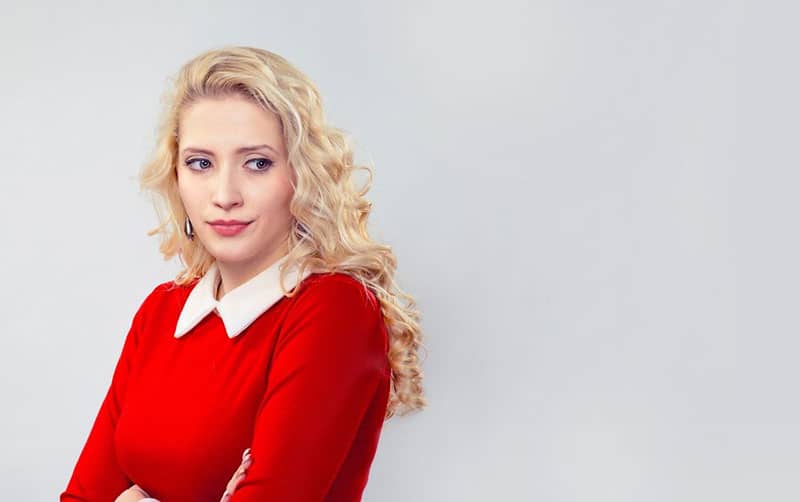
119 448 252 502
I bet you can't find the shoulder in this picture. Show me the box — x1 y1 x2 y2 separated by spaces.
280 272 384 335
278 272 388 357
132 279 190 321
293 272 381 315
145 279 183 305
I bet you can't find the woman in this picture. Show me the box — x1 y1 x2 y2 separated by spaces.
60 46 427 502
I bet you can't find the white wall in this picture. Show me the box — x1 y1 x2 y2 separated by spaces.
1 1 796 500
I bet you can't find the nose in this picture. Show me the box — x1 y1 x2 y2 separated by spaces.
211 163 244 210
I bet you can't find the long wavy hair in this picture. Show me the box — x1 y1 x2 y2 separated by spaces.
137 46 427 419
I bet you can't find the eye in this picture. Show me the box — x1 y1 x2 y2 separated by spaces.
184 158 211 171
246 157 274 172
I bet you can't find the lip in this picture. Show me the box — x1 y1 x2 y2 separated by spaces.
208 220 252 237
208 219 252 225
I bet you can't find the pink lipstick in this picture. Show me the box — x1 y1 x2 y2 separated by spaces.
208 220 251 237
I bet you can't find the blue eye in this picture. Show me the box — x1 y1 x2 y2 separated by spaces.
185 158 211 170
246 157 274 171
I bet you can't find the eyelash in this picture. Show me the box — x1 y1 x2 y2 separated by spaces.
184 157 274 172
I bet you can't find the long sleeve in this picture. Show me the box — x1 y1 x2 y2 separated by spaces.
60 293 150 501
230 276 390 501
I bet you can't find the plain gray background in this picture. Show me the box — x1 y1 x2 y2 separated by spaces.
1 1 796 500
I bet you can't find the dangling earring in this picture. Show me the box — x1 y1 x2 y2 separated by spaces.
294 219 311 240
184 216 194 240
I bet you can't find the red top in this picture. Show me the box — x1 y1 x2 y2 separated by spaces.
61 268 391 502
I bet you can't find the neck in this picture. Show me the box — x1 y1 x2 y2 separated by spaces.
215 242 290 300
214 275 222 301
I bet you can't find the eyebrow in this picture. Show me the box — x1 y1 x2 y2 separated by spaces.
180 144 279 156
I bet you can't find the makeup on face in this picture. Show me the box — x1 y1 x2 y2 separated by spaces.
208 221 252 237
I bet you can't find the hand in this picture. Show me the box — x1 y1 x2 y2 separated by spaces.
220 448 253 502
114 484 150 502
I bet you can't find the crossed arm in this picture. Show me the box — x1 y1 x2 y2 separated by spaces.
113 449 252 502
61 277 388 501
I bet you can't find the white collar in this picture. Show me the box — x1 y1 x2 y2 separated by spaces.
174 255 311 339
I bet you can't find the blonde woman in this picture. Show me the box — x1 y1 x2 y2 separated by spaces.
60 46 426 502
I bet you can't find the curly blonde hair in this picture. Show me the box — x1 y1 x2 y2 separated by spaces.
137 45 427 419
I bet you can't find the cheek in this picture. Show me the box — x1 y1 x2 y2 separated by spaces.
177 178 198 212
270 189 294 223
176 180 188 208
273 174 295 214
249 177 294 222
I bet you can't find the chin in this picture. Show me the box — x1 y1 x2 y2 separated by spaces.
204 242 256 264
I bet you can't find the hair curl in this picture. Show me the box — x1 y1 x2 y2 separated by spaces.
137 45 427 419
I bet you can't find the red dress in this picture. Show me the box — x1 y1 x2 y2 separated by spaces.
61 258 391 501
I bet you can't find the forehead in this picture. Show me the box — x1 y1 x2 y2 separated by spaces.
178 96 285 154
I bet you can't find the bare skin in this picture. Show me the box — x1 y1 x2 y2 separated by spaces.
113 448 252 501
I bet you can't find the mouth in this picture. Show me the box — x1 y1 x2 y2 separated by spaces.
208 219 253 226
207 220 252 236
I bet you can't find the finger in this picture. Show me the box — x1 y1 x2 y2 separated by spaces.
224 480 239 498
232 457 252 478
224 455 253 497
229 469 249 491
231 461 250 480
226 469 244 490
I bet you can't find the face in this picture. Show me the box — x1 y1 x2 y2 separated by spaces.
176 94 295 278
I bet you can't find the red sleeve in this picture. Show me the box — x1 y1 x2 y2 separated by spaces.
60 286 157 501
230 275 389 501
